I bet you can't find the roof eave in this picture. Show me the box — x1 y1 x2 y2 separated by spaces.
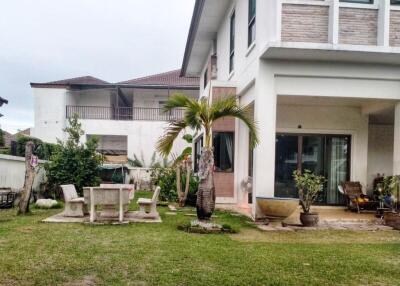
180 0 205 77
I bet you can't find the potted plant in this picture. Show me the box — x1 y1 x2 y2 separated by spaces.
378 176 400 229
293 170 325 227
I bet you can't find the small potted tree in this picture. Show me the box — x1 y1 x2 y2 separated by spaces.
293 170 325 227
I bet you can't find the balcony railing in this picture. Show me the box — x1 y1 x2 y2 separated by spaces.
66 106 185 121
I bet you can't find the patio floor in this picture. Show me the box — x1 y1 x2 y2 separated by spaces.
43 211 162 224
217 204 394 231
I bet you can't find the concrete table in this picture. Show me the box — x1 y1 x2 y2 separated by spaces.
84 187 131 223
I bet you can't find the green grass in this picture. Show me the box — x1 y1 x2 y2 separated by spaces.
0 191 400 286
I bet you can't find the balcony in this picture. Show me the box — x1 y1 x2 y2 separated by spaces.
262 0 400 64
66 106 185 121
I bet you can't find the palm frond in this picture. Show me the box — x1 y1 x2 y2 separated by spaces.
162 93 193 111
156 120 188 157
210 96 259 148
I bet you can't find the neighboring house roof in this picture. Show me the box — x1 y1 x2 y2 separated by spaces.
1 131 15 148
30 76 109 88
30 70 199 90
118 69 199 87
15 128 31 137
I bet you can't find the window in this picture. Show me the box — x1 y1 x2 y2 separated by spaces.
339 0 373 3
204 68 208 89
213 132 234 172
229 11 235 74
392 0 400 4
194 136 203 173
248 0 256 47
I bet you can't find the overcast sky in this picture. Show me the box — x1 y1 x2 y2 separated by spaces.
0 0 195 133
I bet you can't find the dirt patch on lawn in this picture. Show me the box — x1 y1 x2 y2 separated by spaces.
64 275 97 286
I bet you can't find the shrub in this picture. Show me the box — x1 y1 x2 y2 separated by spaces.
0 129 4 147
150 167 198 205
44 114 102 197
111 171 124 184
13 135 58 160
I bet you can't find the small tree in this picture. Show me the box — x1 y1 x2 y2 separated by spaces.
174 134 193 207
45 114 102 197
293 170 325 214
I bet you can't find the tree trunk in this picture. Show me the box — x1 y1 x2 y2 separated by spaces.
18 141 36 215
196 148 215 220
176 163 183 207
183 158 191 206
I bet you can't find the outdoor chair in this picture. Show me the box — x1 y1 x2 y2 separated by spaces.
61 185 85 217
137 186 160 218
342 182 378 213
0 190 16 209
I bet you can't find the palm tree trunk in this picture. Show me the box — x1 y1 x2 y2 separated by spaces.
196 148 215 220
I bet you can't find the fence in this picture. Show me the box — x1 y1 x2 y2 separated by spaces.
66 106 185 121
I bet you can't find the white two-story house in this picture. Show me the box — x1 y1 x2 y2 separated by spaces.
181 0 400 219
31 70 199 163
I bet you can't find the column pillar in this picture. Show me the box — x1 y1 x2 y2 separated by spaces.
393 103 400 175
252 60 277 219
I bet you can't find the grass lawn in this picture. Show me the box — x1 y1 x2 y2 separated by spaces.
1 191 400 286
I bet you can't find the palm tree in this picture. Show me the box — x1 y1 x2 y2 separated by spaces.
157 94 259 220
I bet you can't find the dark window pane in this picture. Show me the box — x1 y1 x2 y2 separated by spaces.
248 0 256 46
392 0 400 4
194 136 203 173
213 132 234 172
204 68 208 88
274 135 299 198
229 11 235 73
339 0 373 3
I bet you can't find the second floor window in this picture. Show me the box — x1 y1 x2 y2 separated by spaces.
248 0 256 47
339 0 373 3
204 68 208 88
229 11 235 74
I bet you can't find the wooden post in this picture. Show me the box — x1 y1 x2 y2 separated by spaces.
119 187 123 223
18 141 36 215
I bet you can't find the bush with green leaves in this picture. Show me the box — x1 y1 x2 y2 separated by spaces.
0 128 4 147
150 167 198 206
14 135 58 160
44 114 102 197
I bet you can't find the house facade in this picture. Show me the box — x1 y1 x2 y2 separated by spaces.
31 70 199 164
182 0 400 219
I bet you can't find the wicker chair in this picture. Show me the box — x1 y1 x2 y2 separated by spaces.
342 182 378 213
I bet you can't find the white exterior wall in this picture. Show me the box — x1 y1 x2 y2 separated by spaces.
32 88 68 143
277 104 369 186
0 154 46 190
80 119 190 164
368 124 394 191
74 89 111 107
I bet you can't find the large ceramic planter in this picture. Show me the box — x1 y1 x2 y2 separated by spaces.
300 212 319 227
384 212 400 230
256 197 299 220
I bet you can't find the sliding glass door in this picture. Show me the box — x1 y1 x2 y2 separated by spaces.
275 134 350 205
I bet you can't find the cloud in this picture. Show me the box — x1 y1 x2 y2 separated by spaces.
0 0 195 134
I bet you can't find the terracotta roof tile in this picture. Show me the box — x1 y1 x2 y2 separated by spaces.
44 76 109 85
118 69 199 87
